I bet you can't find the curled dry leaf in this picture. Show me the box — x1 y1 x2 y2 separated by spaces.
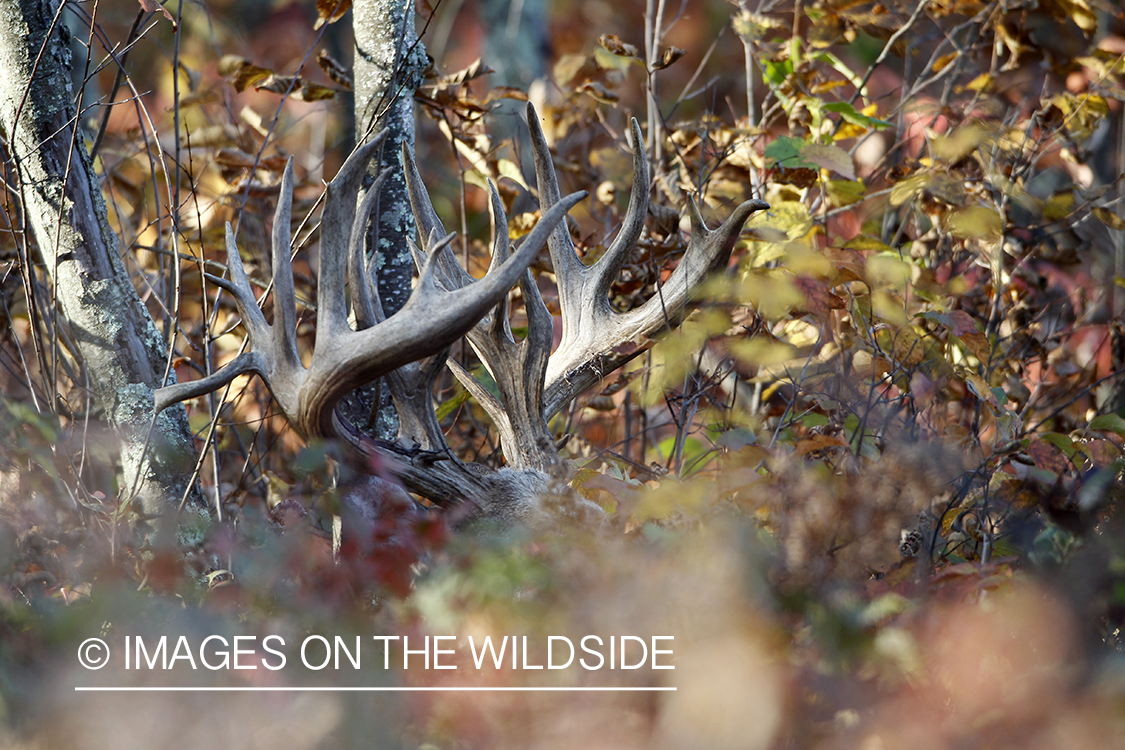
314 0 352 30
317 49 353 89
599 33 639 58
218 56 340 102
652 46 687 70
137 0 176 28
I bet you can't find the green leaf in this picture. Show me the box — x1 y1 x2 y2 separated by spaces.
1090 413 1125 436
1041 432 1077 458
762 57 793 88
826 179 865 206
434 388 471 421
822 101 891 129
764 136 815 170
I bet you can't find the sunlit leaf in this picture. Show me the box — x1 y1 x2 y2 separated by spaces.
802 143 856 180
730 337 797 367
826 179 865 206
652 46 686 70
1090 413 1125 436
822 101 891 130
314 0 352 29
598 34 639 58
946 206 1003 240
1092 207 1125 231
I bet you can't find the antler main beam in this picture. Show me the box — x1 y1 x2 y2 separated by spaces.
404 104 769 477
155 133 585 462
525 104 770 418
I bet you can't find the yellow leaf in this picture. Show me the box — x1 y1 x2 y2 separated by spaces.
739 271 803 319
1042 192 1075 222
931 121 995 163
730 337 797 367
1092 207 1125 231
931 52 958 72
826 179 865 207
962 72 994 93
314 0 353 29
946 206 1003 240
867 254 912 291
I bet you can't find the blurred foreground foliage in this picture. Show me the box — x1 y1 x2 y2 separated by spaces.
2 0 1125 748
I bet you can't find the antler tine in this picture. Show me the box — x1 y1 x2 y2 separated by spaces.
592 117 649 303
401 152 565 472
484 180 514 343
349 166 393 330
526 103 587 283
525 101 771 420
220 220 270 343
154 222 273 414
385 236 457 452
317 133 388 341
444 184 560 472
402 143 475 289
270 158 301 370
541 193 770 418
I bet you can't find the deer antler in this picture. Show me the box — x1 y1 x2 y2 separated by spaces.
405 104 769 475
156 108 767 526
403 149 561 474
526 104 770 418
155 133 585 470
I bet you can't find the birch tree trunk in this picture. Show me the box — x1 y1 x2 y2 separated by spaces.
351 0 428 437
353 0 427 317
0 0 202 529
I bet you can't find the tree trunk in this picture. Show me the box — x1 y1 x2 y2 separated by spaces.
0 0 202 529
353 0 427 317
351 0 428 437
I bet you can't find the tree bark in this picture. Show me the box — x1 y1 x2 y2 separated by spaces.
0 0 202 529
353 0 427 317
351 0 428 437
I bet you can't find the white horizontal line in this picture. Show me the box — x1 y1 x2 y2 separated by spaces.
74 686 676 692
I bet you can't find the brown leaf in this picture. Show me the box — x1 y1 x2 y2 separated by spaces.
218 56 273 92
599 34 639 58
652 46 687 70
314 0 352 30
801 143 856 180
941 310 978 338
138 0 176 28
295 81 339 102
958 330 992 364
793 276 844 320
822 247 866 284
482 86 529 105
793 434 847 457
437 58 495 87
317 49 353 89
888 325 928 368
993 479 1041 511
578 81 620 104
1028 438 1069 476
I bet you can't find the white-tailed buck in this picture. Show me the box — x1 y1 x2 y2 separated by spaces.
155 104 768 527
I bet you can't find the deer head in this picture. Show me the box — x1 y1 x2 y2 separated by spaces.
155 104 768 528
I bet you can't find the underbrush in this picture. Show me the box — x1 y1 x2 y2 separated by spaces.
2 0 1125 747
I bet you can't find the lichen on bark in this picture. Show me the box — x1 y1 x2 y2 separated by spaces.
350 0 429 439
0 0 203 527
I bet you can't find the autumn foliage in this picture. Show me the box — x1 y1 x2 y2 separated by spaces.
1 0 1124 748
